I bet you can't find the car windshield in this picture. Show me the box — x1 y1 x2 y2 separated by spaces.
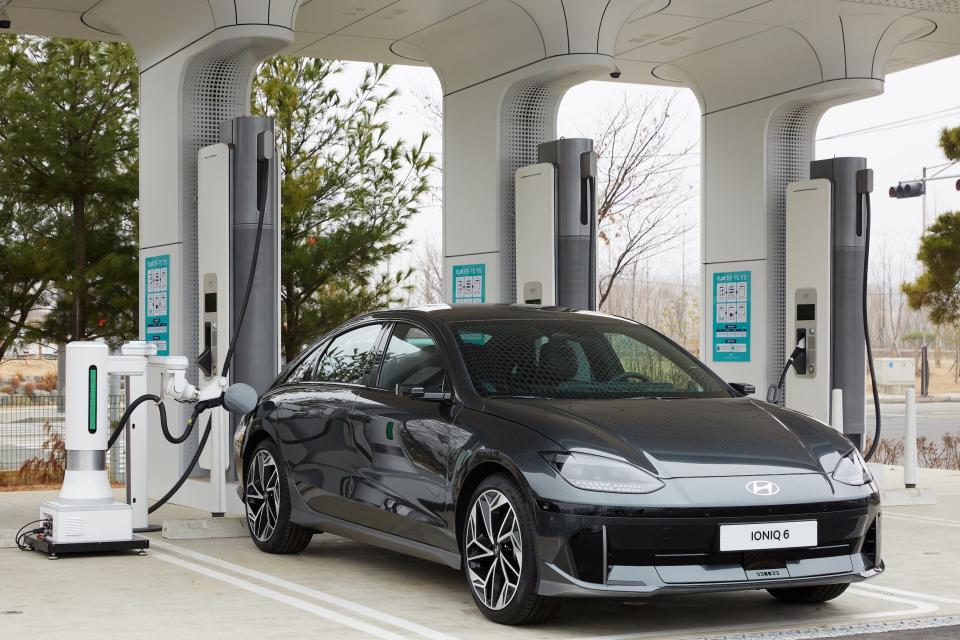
451 318 731 400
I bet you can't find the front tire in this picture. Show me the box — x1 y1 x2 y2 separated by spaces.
767 583 850 604
461 473 558 625
244 440 313 554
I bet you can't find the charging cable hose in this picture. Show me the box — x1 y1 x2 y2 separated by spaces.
862 189 882 462
766 338 807 405
106 401 213 514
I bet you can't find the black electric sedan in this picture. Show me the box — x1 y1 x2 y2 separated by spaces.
234 305 882 625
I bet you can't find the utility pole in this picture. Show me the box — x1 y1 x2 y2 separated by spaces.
921 165 929 397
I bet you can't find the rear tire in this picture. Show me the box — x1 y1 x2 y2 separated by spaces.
244 439 313 554
461 473 558 625
767 583 850 604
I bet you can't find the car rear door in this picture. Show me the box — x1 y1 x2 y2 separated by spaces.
350 321 458 550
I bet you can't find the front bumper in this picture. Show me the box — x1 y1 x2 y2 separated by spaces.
532 495 882 598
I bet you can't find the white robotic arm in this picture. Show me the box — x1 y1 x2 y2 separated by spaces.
158 355 229 407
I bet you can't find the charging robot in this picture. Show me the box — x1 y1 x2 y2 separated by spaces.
19 341 255 557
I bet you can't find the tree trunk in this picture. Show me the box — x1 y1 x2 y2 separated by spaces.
955 324 959 384
72 192 87 341
57 341 67 410
283 293 298 363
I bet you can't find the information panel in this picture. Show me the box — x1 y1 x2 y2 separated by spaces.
145 254 170 356
452 264 486 304
712 270 750 362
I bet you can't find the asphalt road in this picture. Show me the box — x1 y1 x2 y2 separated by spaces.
865 401 960 442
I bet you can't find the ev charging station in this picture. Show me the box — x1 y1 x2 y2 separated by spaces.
22 114 275 550
142 115 280 520
780 158 875 451
515 138 599 309
10 0 958 553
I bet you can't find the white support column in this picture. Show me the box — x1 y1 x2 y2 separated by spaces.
650 10 931 399
698 80 881 394
904 388 917 489
136 27 291 511
119 341 155 530
441 55 612 304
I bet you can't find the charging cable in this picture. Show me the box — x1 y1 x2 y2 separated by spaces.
766 337 807 404
861 185 881 461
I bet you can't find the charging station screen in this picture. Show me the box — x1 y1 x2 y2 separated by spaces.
712 271 751 362
797 304 816 321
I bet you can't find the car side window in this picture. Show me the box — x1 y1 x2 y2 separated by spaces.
315 323 385 385
285 341 327 384
378 324 445 392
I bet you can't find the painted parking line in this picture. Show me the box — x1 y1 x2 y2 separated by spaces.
855 582 960 606
884 512 960 528
149 539 461 640
688 616 960 640
571 587 938 640
152 551 413 640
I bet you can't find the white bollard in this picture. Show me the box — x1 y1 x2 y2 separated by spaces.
904 387 917 489
830 389 844 433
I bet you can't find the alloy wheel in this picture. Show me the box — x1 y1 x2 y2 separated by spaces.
465 488 523 610
246 449 280 542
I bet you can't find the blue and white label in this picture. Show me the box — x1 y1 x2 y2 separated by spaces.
712 270 750 362
145 254 170 356
452 264 485 304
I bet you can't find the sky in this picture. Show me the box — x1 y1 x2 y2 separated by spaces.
341 53 960 288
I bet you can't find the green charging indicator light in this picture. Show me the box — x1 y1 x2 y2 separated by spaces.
88 365 97 433
386 421 394 440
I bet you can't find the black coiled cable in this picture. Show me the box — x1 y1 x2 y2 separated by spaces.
107 394 198 450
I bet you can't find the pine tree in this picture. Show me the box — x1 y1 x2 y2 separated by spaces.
0 36 139 357
252 58 434 361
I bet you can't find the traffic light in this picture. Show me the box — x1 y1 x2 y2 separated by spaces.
888 181 925 198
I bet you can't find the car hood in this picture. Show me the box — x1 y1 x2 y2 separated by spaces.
481 397 851 479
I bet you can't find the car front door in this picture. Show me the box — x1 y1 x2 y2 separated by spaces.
351 322 458 550
271 323 388 525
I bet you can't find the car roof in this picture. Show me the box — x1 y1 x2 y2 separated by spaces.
368 303 637 325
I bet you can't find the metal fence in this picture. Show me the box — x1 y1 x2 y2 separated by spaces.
0 395 127 483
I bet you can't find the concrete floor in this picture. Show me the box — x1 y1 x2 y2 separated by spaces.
2 466 960 640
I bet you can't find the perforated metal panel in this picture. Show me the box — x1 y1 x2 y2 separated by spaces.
178 43 262 461
842 0 960 12
765 89 871 404
499 76 577 302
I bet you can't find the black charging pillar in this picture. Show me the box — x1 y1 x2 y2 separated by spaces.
811 157 868 450
537 138 598 310
219 116 280 396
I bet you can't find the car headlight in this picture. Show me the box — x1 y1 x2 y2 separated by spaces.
832 448 872 486
543 452 665 494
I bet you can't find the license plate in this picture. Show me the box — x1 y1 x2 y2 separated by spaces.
719 520 817 551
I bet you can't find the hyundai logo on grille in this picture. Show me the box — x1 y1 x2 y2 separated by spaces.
746 480 780 496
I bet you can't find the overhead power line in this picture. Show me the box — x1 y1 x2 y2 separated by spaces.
817 105 960 142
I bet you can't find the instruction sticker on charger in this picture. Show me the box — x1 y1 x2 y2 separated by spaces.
145 254 170 356
712 270 750 362
452 264 485 304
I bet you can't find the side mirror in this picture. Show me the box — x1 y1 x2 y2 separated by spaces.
729 382 756 397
